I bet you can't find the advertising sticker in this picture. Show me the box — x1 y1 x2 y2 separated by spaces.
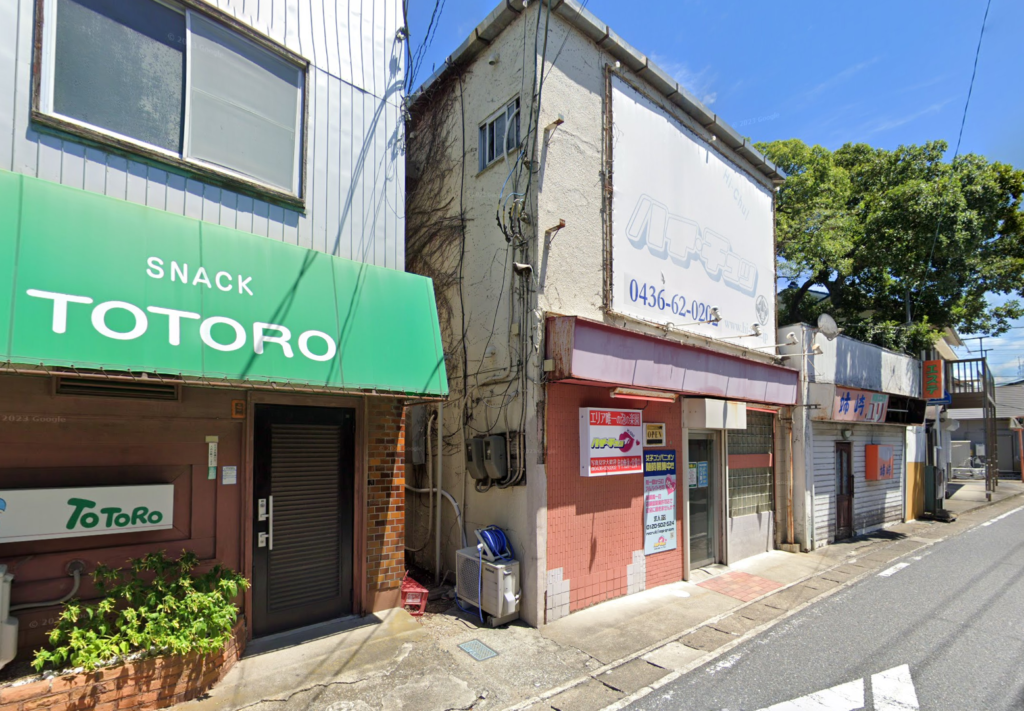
644 449 677 555
579 408 644 476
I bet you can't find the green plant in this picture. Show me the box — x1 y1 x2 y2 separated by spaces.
33 550 249 672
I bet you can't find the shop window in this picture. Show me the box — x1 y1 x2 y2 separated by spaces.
478 98 521 172
727 411 775 517
37 0 305 198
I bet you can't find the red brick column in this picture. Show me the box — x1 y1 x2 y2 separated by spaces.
365 399 407 611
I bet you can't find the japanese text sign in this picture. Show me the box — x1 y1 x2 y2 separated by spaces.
922 360 944 401
579 408 643 476
865 445 895 481
833 388 888 423
644 450 677 555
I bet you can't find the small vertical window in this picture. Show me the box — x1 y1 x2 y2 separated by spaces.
478 98 520 172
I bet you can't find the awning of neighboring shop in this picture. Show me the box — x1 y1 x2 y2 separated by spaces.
545 316 798 406
0 170 448 397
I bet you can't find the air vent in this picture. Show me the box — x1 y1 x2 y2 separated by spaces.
55 377 180 401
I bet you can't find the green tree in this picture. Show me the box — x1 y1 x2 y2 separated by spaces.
757 138 1024 353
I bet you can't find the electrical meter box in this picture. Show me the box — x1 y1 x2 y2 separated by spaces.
484 435 508 480
466 438 487 480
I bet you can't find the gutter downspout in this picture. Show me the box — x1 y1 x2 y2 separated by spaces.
435 402 444 585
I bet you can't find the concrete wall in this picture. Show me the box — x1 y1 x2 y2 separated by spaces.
779 324 921 397
905 425 927 520
726 512 774 563
0 0 406 268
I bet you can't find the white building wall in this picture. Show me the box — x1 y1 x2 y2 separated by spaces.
811 422 904 545
0 0 405 269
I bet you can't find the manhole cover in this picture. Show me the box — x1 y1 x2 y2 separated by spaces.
458 639 498 661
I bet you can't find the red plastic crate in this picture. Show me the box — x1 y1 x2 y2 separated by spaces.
401 573 429 616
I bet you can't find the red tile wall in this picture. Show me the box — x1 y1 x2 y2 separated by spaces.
546 383 684 612
366 399 407 596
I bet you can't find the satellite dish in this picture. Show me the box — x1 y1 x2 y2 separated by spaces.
817 314 841 341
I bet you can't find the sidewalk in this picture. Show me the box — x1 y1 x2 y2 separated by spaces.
944 477 1024 516
179 491 1024 711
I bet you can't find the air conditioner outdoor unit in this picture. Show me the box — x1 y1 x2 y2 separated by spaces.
0 564 18 671
455 547 520 627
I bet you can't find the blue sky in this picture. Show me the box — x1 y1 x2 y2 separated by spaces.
407 0 1024 379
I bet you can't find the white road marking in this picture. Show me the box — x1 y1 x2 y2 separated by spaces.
878 562 910 577
871 664 919 710
982 504 1024 526
757 679 864 710
755 665 919 711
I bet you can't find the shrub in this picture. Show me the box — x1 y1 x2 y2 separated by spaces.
33 550 249 672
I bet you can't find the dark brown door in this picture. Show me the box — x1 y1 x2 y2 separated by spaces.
253 405 355 637
835 442 854 540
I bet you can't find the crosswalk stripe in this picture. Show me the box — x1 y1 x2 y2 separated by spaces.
871 664 919 710
758 679 864 711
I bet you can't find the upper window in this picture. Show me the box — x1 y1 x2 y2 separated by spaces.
38 0 305 198
478 98 520 172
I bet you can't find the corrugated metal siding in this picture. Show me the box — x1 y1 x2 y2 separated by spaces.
0 0 405 270
811 423 904 545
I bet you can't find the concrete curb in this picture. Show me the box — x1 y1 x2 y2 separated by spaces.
500 491 1024 711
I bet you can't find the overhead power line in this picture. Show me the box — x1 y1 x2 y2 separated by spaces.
953 0 993 158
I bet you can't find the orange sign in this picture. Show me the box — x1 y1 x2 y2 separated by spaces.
865 444 895 481
922 360 943 400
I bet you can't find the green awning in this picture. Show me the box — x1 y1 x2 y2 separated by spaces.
0 171 447 397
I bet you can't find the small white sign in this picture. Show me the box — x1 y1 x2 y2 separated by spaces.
0 485 174 543
222 466 237 485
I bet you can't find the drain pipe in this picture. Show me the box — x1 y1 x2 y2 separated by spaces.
435 402 444 585
406 486 467 549
10 561 85 612
404 411 436 553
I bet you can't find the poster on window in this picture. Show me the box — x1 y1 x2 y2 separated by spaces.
579 408 644 477
644 449 677 555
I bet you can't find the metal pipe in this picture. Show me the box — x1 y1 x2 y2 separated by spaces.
435 402 444 585
11 567 82 612
405 486 467 549
404 411 435 553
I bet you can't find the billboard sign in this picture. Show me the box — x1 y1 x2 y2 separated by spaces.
922 360 945 401
579 408 643 477
0 485 174 544
610 77 775 346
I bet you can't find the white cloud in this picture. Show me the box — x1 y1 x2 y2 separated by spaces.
650 53 718 106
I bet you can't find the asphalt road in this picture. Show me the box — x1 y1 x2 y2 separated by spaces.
630 504 1024 711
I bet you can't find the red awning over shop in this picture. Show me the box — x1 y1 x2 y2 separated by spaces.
546 316 798 406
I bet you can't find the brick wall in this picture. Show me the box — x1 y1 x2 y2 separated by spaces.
546 384 683 613
365 399 407 607
0 622 244 711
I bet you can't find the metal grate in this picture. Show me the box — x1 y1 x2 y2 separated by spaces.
268 423 342 610
56 376 180 400
727 411 775 518
458 640 498 661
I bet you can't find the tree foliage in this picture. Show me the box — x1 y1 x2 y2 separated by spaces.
756 138 1024 353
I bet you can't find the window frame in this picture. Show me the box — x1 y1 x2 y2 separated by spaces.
477 97 521 174
31 0 310 209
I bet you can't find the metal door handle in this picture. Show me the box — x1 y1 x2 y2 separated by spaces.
268 495 274 551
